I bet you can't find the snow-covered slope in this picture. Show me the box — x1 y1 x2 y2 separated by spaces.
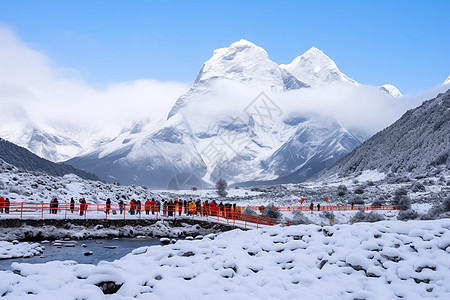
1 220 450 299
316 89 450 181
280 47 359 88
68 41 363 188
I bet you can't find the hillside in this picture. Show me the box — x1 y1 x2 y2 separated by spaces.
315 90 450 181
0 138 99 181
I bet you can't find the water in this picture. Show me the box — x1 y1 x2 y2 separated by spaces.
0 237 162 271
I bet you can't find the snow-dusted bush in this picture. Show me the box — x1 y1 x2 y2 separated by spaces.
411 181 425 192
216 179 228 197
242 207 257 216
354 186 365 194
371 200 384 206
350 210 384 224
286 210 311 225
261 205 281 220
397 209 419 221
392 187 411 210
336 185 347 197
350 197 365 205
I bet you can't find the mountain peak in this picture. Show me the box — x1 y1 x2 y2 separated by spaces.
193 40 305 91
379 84 402 97
281 47 358 88
444 75 450 85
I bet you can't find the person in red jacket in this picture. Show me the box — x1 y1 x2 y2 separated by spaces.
130 200 135 215
0 196 5 213
144 199 150 215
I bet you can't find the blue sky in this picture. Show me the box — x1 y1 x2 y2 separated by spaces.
1 0 449 94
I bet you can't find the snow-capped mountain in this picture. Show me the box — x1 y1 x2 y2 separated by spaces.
67 40 363 188
315 89 450 181
168 39 308 119
0 119 83 163
280 47 359 88
280 47 402 97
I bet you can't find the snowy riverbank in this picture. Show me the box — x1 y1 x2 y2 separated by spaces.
1 219 449 299
0 219 236 241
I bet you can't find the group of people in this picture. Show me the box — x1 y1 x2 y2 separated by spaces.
309 202 321 211
0 196 10 213
121 198 238 218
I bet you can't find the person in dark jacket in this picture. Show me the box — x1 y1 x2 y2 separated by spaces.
54 198 59 214
70 198 75 213
317 203 321 211
136 200 141 215
118 200 124 214
106 198 111 214
5 198 10 214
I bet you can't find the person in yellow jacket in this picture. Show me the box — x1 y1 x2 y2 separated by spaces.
188 200 196 216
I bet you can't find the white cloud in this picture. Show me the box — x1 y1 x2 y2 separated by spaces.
0 26 189 140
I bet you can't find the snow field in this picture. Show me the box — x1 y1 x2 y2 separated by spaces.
1 219 449 299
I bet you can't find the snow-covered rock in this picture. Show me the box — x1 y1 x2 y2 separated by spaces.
0 241 43 259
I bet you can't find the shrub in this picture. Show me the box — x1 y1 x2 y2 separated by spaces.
216 179 228 197
288 210 311 225
392 188 411 210
350 210 384 224
354 186 365 194
397 209 419 221
411 181 425 192
261 205 281 220
243 207 257 216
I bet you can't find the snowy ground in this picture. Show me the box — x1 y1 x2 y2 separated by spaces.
1 219 449 299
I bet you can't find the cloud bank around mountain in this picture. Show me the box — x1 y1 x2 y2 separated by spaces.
0 25 448 141
0 26 190 137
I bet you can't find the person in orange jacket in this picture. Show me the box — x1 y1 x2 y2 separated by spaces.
130 200 135 215
145 199 150 215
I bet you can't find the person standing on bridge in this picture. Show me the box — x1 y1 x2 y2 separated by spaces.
106 198 111 215
317 203 321 211
310 202 314 212
79 198 86 216
0 196 4 213
5 198 10 214
118 200 124 214
145 199 150 215
129 200 135 215
70 198 75 213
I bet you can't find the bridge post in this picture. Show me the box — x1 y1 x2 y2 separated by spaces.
20 202 23 220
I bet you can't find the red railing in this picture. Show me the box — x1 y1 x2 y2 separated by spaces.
0 202 403 229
